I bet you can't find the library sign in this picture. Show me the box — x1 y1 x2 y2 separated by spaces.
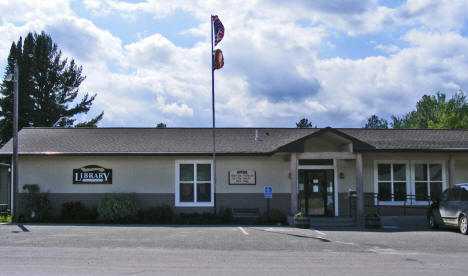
73 165 112 184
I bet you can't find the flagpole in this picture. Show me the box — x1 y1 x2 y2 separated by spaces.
211 15 217 214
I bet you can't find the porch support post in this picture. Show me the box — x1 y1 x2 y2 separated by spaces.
290 152 298 215
355 153 364 226
449 157 456 187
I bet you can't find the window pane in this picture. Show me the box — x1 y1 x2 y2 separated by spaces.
440 190 449 201
429 164 442 181
394 182 407 201
393 164 406 181
197 164 211 181
460 187 468 201
378 164 391 181
415 164 427 181
415 182 428 201
180 183 194 202
180 164 194 181
448 188 461 201
430 182 442 201
197 183 211 202
378 182 391 201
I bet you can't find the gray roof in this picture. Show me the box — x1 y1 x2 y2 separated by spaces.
0 127 468 155
341 129 468 150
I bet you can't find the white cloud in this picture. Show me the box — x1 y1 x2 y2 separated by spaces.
375 44 400 54
45 16 124 63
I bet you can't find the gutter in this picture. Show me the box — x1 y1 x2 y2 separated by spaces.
0 152 274 157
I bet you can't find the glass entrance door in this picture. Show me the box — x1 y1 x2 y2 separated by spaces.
298 170 334 216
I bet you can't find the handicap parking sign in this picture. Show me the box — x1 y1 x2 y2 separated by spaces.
264 186 272 198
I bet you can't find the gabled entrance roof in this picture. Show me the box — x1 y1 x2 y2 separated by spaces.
274 127 375 153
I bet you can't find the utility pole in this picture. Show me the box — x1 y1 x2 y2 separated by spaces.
12 60 19 221
6 60 19 221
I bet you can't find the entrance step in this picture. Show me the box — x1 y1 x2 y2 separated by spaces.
309 217 356 227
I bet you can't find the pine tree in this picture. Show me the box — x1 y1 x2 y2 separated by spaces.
0 32 103 144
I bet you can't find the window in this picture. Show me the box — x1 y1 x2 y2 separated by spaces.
175 160 213 207
440 187 459 202
413 163 444 201
447 187 461 201
375 160 446 205
376 162 408 202
460 187 468 202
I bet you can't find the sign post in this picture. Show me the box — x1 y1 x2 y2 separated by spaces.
264 186 272 213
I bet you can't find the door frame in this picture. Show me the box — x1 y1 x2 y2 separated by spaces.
297 160 338 216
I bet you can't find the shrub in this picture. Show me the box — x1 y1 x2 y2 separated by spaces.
0 215 12 223
218 206 233 223
60 201 95 221
97 194 140 222
21 184 51 220
139 205 173 224
259 209 286 225
172 212 220 224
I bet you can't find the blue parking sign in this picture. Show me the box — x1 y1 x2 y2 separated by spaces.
264 186 272 198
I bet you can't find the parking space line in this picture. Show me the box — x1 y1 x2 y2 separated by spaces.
334 241 354 245
311 229 326 236
238 226 249 235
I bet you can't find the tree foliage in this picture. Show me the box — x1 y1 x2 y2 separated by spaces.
296 118 313 128
363 92 468 129
391 92 468 129
156 122 167 128
0 31 103 144
364 115 388 129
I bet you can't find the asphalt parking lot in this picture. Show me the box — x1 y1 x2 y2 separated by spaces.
0 223 467 275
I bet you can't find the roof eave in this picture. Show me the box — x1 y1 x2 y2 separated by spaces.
0 152 275 156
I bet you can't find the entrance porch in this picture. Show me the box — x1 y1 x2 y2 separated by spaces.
290 151 365 225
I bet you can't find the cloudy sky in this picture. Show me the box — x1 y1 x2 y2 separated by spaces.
1 0 468 128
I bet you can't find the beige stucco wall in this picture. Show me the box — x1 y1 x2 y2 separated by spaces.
455 160 468 183
19 156 177 193
216 155 290 193
18 155 291 194
17 153 468 196
304 137 340 152
334 159 373 193
335 160 355 193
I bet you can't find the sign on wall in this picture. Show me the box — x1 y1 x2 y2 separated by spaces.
229 170 256 185
73 165 112 184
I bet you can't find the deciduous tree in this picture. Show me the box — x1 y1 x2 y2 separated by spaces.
296 118 313 128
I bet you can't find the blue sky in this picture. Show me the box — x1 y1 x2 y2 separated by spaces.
1 0 468 128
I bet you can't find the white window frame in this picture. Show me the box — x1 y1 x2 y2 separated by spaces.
175 160 214 207
411 161 446 205
373 160 411 206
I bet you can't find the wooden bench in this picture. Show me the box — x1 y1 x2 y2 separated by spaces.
232 208 260 219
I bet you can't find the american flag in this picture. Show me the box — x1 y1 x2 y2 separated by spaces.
212 15 224 46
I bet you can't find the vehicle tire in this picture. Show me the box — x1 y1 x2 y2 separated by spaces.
459 215 468 235
428 212 438 229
